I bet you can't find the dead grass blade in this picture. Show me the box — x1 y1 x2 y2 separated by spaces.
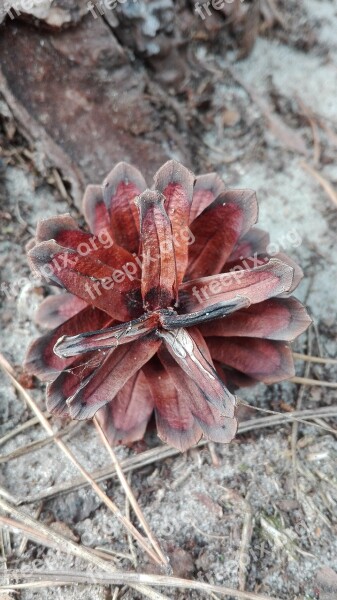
20 406 337 505
238 403 337 435
293 352 337 365
227 67 308 155
0 414 50 447
0 502 169 600
0 519 11 594
0 499 118 563
0 352 166 568
300 160 337 208
94 418 168 568
291 328 313 500
1 569 283 600
17 501 43 557
219 489 253 592
238 495 253 591
262 0 286 28
19 445 179 504
291 376 337 388
296 97 321 164
0 486 19 504
0 421 81 464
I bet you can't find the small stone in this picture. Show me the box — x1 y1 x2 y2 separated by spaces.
222 109 241 127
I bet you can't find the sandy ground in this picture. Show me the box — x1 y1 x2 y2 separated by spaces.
1 1 337 599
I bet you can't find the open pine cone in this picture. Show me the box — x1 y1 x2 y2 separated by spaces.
25 160 311 451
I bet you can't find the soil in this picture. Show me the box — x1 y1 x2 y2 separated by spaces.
0 1 337 599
